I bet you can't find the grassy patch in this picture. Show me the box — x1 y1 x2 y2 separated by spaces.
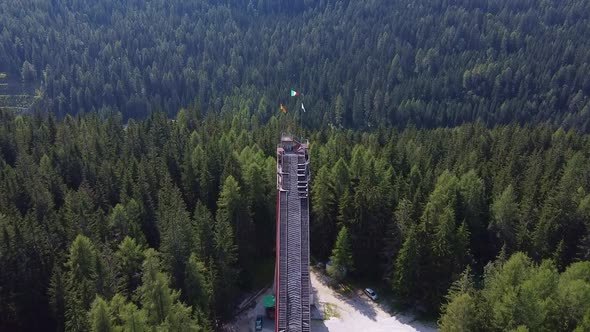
323 303 340 319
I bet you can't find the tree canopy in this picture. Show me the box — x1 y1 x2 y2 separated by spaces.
1 0 590 130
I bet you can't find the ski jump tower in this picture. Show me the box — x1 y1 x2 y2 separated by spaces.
275 134 311 332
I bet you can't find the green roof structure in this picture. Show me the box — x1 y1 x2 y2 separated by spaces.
263 295 276 308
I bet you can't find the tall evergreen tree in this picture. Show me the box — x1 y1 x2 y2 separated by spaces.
216 175 249 266
137 249 176 326
184 253 213 315
213 177 240 317
311 165 337 260
88 297 113 332
157 180 194 289
490 185 519 252
393 225 421 303
49 264 66 332
119 302 149 332
328 226 354 282
115 237 144 297
65 235 99 332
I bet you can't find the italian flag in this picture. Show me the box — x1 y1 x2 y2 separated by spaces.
290 90 300 97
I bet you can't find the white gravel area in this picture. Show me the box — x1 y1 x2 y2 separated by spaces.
311 271 438 332
223 271 438 332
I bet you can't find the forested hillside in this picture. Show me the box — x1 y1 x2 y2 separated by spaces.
439 253 590 331
2 0 590 130
1 109 590 330
3 0 590 331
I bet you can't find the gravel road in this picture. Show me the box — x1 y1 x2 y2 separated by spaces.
311 271 438 332
222 271 438 332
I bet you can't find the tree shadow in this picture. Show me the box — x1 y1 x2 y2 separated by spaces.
335 289 379 320
311 271 438 331
311 320 330 332
313 271 379 321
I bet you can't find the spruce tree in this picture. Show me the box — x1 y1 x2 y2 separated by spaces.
393 225 420 303
328 226 354 282
213 177 239 317
311 165 337 260
184 253 213 315
490 185 519 251
216 175 251 269
88 297 113 332
120 302 149 332
331 158 350 201
137 249 176 326
160 303 199 332
108 204 131 245
49 263 66 332
115 237 144 297
157 181 194 289
65 235 99 332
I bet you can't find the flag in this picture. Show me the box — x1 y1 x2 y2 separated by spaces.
280 103 287 113
301 103 306 112
290 90 300 97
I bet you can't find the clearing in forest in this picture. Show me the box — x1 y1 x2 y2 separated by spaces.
0 73 40 112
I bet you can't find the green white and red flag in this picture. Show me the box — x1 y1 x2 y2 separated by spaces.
290 90 300 97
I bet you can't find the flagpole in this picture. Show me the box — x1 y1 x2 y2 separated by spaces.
299 95 302 134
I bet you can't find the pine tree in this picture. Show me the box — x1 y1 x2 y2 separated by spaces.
160 303 199 332
157 181 194 289
481 253 554 331
393 225 420 302
328 226 354 282
120 302 149 332
458 170 486 259
239 147 274 255
192 144 214 208
108 294 127 328
125 199 145 244
65 235 99 332
66 295 90 332
438 292 478 332
311 165 337 260
184 253 213 315
49 264 66 332
331 158 350 201
394 198 414 238
576 194 590 260
490 185 519 251
108 204 131 244
193 202 214 261
115 237 144 297
88 297 113 332
137 249 177 326
216 175 248 262
334 94 344 128
383 199 413 280
213 177 239 317
108 294 149 332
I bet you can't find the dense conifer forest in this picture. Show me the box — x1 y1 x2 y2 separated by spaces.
2 0 590 331
1 0 590 129
1 109 590 330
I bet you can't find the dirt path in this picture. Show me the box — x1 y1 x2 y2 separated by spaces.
311 272 438 332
